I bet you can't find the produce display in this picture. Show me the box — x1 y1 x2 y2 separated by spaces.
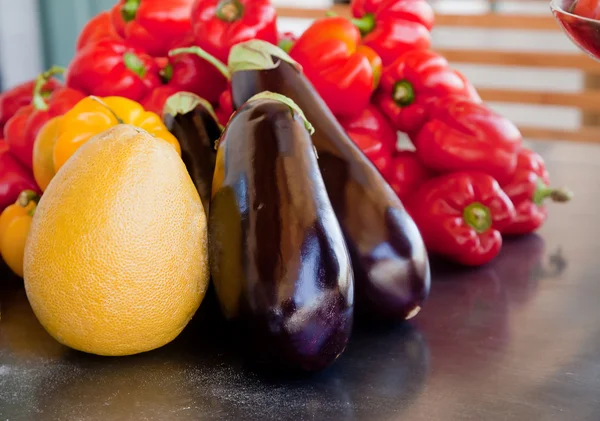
0 0 572 370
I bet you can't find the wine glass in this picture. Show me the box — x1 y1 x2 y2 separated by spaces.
551 0 600 61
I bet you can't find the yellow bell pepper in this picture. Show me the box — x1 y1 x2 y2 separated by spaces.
33 115 62 192
0 190 38 278
52 96 180 172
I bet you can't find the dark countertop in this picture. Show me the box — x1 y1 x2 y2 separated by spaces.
1 140 599 421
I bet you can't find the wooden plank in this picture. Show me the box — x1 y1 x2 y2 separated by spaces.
436 48 600 73
520 126 600 142
434 13 560 31
276 6 560 31
478 88 600 111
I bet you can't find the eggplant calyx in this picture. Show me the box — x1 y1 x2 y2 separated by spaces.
247 91 314 135
169 46 231 81
164 92 224 131
228 40 302 74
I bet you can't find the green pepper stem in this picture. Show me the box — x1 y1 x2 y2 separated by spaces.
160 63 174 83
169 46 231 81
216 0 244 22
463 202 492 234
89 96 125 124
351 14 376 36
18 190 40 209
278 39 295 54
532 178 573 205
121 0 140 22
123 52 147 79
393 80 416 107
32 66 65 111
247 91 315 135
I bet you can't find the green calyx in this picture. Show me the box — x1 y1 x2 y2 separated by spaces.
169 46 231 81
278 38 295 54
18 190 40 216
164 92 224 132
123 52 147 79
463 202 492 234
32 65 65 111
393 80 415 107
351 13 376 36
216 0 244 22
228 39 302 74
247 91 314 135
121 0 141 22
160 63 174 83
532 178 573 205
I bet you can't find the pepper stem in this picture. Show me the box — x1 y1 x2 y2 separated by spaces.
169 46 231 81
18 190 40 216
247 91 315 135
123 52 147 79
160 63 174 83
532 178 573 205
216 0 244 22
351 14 376 36
121 0 140 22
393 80 416 107
89 96 125 124
278 39 295 54
463 202 492 234
33 66 65 111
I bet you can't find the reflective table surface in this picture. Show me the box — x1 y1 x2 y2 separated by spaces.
1 140 599 421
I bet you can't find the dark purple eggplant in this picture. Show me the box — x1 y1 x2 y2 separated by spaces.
163 92 223 214
227 40 430 322
208 92 354 371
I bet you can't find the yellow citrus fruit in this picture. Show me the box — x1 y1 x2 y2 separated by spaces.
23 124 209 356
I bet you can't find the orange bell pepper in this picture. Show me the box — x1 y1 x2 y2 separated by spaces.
0 190 38 278
33 116 62 192
52 96 180 172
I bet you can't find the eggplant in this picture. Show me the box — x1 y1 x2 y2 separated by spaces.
208 92 354 371
227 40 430 321
163 92 223 214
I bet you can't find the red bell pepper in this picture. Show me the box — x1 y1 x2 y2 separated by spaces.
375 49 480 135
190 0 278 63
4 67 85 169
351 0 434 65
0 78 61 133
289 17 382 118
339 104 396 177
501 148 572 235
406 171 516 266
165 43 231 105
414 96 522 185
0 146 40 211
66 39 161 102
141 85 181 116
111 0 194 57
76 11 122 52
386 150 433 201
216 88 234 127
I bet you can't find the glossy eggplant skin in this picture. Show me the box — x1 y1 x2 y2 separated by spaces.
163 93 222 214
231 59 430 321
209 97 354 371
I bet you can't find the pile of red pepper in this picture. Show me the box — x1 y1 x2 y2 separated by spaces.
0 0 572 268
